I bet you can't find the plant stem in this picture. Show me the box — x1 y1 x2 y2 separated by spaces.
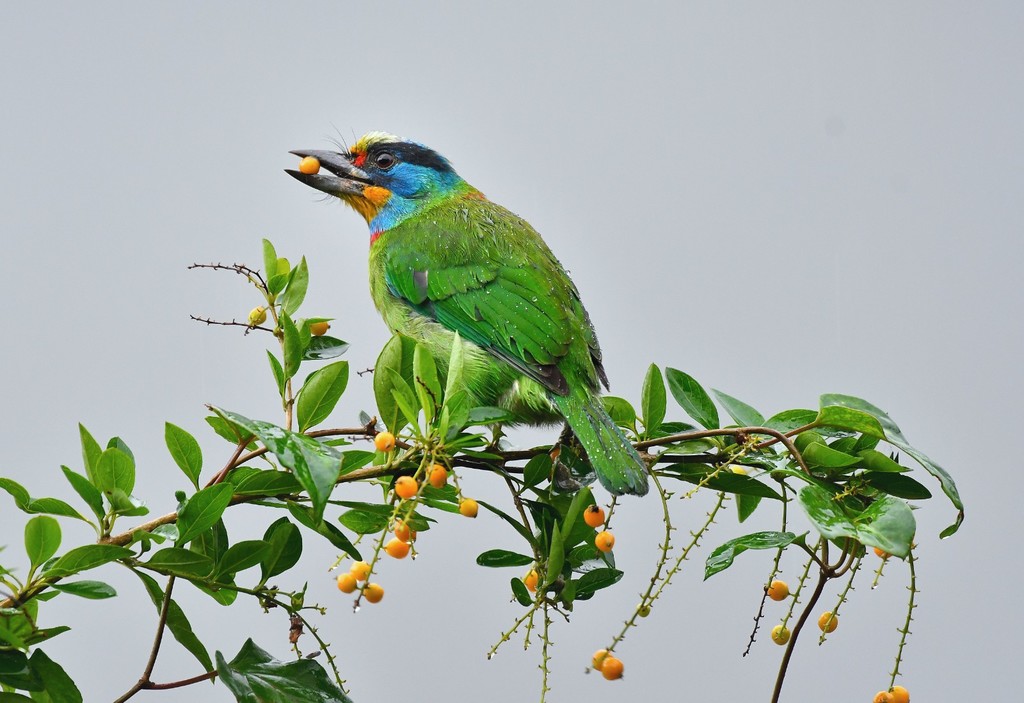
112 575 176 703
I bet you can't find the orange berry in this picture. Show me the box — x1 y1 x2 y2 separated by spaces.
583 504 605 528
349 561 371 581
459 498 479 518
394 476 418 500
595 530 615 553
298 155 321 175
600 655 624 680
592 649 609 671
818 611 839 633
374 432 396 452
874 546 890 559
336 573 357 593
363 582 384 603
890 685 909 703
310 321 330 336
392 519 415 542
523 569 539 592
874 693 894 703
385 537 410 559
770 625 790 645
767 580 790 601
428 464 448 489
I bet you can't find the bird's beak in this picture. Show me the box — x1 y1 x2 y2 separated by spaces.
285 150 372 197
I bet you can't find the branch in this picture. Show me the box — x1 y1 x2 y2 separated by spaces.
112 576 176 703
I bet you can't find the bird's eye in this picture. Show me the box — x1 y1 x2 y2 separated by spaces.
374 152 396 170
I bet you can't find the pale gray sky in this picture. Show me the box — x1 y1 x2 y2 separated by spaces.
1 2 1021 701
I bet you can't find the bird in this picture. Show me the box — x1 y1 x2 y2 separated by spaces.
286 132 648 496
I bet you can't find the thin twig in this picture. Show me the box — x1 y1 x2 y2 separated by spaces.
112 576 176 703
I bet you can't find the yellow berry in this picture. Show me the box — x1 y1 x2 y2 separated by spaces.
385 537 410 559
600 655 624 680
394 476 418 500
874 693 894 703
890 685 910 703
459 498 479 518
392 519 415 542
595 530 615 553
523 569 540 592
770 624 791 644
298 155 321 175
874 546 890 559
349 561 371 581
309 320 330 336
336 573 357 593
592 649 609 671
729 464 748 475
363 582 384 603
248 306 267 326
583 504 605 528
767 580 790 601
818 611 839 633
428 464 448 489
374 432 396 452
637 604 651 617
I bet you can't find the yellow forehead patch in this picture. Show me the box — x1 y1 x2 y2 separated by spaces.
351 131 403 156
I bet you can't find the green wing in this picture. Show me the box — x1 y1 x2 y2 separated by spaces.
380 202 605 396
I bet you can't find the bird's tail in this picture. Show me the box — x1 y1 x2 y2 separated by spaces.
550 390 649 496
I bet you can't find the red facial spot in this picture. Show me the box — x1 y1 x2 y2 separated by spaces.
353 152 366 168
370 230 383 247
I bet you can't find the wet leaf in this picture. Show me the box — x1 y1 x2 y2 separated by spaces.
666 368 719 429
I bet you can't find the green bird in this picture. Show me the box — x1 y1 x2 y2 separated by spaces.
286 132 648 496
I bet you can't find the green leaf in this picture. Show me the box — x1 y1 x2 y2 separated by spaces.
478 500 538 550
815 404 886 439
260 518 302 584
94 447 134 496
29 650 82 703
601 396 636 428
304 335 350 361
44 545 131 577
217 541 272 579
561 485 594 549
134 570 213 673
338 509 389 535
857 449 907 473
78 424 102 485
232 469 304 497
25 516 62 569
267 351 286 399
802 442 862 469
665 368 719 429
641 363 666 436
510 578 533 607
544 522 565 587
863 472 933 500
855 494 916 558
216 638 353 703
476 550 534 568
60 466 104 520
297 361 349 432
165 422 204 489
466 406 514 425
820 393 963 536
373 334 416 433
340 450 375 475
705 531 797 579
413 342 442 425
280 312 303 381
262 239 278 279
522 454 552 489
279 256 309 315
51 580 117 599
574 567 623 597
176 484 234 546
763 409 817 433
24 498 87 522
736 494 762 523
659 465 783 500
0 477 30 508
212 408 341 522
145 547 215 579
712 389 765 427
206 414 258 447
385 368 421 429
